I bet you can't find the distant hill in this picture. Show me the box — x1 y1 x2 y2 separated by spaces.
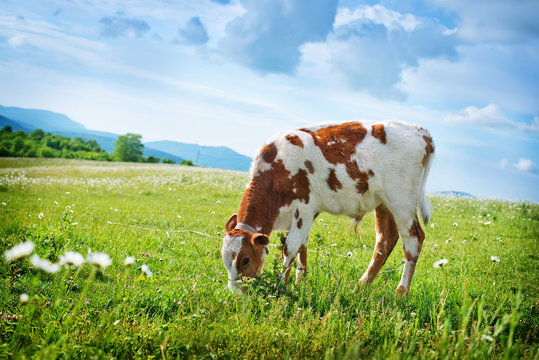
0 115 33 133
434 191 476 199
0 105 86 132
0 105 252 170
145 140 252 171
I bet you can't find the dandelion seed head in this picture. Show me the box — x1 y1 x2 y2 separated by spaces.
433 259 448 268
59 251 85 267
87 252 112 270
124 256 135 266
30 254 60 273
19 293 29 303
4 241 34 261
141 264 153 277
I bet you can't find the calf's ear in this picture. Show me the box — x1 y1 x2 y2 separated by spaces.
252 233 269 246
225 214 238 233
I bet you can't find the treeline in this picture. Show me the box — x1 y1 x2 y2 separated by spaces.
0 126 192 165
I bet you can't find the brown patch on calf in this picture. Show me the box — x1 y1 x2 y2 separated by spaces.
304 160 314 174
422 135 435 167
346 161 370 194
297 218 303 229
405 218 425 262
227 231 269 278
238 160 310 234
327 168 343 192
357 205 399 286
300 122 371 194
371 124 387 144
298 244 307 273
285 135 304 148
300 122 367 164
294 209 300 219
261 143 278 164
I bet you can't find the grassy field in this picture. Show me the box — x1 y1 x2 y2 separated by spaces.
0 158 537 359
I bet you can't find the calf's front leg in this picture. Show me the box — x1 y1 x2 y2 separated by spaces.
281 208 314 284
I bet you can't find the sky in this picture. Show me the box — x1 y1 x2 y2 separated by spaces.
0 0 538 202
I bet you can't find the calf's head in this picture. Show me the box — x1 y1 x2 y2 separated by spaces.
221 214 269 291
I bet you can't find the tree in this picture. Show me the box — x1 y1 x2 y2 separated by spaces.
112 134 144 162
145 155 159 163
161 158 176 164
181 160 194 166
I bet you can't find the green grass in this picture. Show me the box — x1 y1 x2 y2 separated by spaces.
0 157 537 359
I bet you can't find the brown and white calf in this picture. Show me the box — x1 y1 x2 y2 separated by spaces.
221 120 434 296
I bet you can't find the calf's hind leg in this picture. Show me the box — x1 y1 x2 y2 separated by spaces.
356 205 400 289
395 216 425 297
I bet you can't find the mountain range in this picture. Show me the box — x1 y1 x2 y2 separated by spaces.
0 105 252 171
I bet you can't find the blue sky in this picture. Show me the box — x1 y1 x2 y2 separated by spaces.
0 0 538 201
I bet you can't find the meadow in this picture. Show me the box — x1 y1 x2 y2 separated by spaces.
0 158 537 359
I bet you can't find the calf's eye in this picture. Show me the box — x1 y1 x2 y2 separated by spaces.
242 258 250 267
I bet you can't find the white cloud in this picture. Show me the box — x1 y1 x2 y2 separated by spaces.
219 0 338 74
306 4 459 99
515 158 534 172
444 104 539 134
499 159 508 168
8 34 26 47
517 116 539 133
431 0 539 43
334 5 420 32
444 103 510 128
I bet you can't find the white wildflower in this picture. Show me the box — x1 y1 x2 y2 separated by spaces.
410 312 416 318
30 254 60 273
347 252 353 258
484 221 492 225
452 222 458 227
124 256 135 266
19 294 29 303
216 200 221 204
490 256 500 262
433 259 448 268
66 192 70 195
430 223 435 228
4 241 34 261
445 237 452 243
59 251 85 267
166 231 170 238
141 264 153 277
433 244 438 250
481 334 494 342
38 212 44 219
2 202 6 206
72 222 78 226
87 252 112 270
54 201 59 205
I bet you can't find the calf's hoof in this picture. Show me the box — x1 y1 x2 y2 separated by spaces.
295 269 305 284
396 285 408 297
353 278 369 292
